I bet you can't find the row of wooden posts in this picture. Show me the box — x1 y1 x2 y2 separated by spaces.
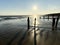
27 16 59 31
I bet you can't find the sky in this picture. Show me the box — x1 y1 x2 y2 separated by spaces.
0 0 60 15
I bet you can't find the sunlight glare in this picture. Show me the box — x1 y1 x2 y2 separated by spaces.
32 5 38 11
31 14 39 26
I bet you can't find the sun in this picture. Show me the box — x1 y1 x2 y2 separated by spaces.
32 5 38 11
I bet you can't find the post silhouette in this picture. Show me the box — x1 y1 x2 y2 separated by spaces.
55 16 59 30
52 16 55 31
34 18 36 45
34 18 36 30
48 16 49 20
52 16 59 31
27 17 30 30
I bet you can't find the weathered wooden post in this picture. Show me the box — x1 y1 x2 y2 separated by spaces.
27 17 30 30
34 18 36 45
34 18 36 30
52 16 55 31
55 16 59 30
48 15 49 20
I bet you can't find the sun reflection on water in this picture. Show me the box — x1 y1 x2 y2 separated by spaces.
31 14 39 26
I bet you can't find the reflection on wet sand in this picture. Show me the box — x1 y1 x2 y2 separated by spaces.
21 27 60 45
